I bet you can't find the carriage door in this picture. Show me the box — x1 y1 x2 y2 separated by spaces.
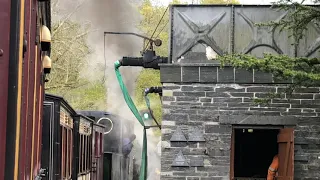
40 102 54 179
277 128 294 180
92 130 100 180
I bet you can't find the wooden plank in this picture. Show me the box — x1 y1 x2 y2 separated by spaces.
277 128 294 179
25 0 37 177
230 128 235 180
19 0 32 178
0 0 11 178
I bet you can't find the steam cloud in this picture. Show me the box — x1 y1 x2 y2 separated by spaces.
55 0 161 179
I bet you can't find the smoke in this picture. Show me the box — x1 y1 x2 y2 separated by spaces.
81 0 143 112
55 0 161 179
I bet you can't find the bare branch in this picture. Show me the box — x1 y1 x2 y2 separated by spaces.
51 0 89 35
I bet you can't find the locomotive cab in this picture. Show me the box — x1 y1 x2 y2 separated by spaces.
77 110 136 180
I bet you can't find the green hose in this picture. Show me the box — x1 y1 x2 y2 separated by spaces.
144 92 161 129
114 60 148 180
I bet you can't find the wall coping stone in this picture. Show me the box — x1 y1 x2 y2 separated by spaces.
160 63 293 84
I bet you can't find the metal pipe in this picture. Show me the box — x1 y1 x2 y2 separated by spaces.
119 57 144 67
144 86 162 96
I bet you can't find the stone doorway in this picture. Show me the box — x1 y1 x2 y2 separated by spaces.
230 126 294 180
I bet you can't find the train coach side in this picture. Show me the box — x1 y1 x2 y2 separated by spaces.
73 114 94 180
0 0 51 179
41 94 76 180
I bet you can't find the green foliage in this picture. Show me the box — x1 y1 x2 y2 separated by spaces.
218 1 320 102
137 0 171 57
263 0 320 41
48 20 92 90
134 0 173 136
135 69 162 136
135 69 162 104
49 81 107 110
219 54 320 84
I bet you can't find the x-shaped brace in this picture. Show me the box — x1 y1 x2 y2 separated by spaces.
303 23 320 57
237 10 288 54
175 11 226 61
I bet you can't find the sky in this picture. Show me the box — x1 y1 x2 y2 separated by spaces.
157 0 316 5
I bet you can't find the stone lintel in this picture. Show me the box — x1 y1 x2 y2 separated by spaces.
219 115 298 125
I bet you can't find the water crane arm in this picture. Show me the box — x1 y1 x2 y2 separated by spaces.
103 31 162 47
119 56 168 69
104 31 168 69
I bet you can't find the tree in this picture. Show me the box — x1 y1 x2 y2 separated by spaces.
218 0 320 97
47 20 92 91
48 0 107 110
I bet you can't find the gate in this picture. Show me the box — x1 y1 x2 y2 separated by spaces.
169 5 320 63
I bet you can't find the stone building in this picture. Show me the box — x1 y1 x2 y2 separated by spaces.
159 4 320 180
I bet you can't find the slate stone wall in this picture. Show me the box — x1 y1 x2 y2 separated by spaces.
160 64 320 180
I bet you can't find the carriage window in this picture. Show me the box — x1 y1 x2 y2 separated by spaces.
61 126 66 178
79 134 84 173
79 134 91 174
95 132 99 157
67 128 73 178
60 113 73 180
79 134 83 173
61 126 73 179
84 135 87 172
87 135 91 169
78 120 92 176
66 128 69 177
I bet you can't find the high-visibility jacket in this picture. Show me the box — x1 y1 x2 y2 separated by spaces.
267 155 279 180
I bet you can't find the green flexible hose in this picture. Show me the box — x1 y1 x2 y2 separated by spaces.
144 92 161 129
114 60 148 180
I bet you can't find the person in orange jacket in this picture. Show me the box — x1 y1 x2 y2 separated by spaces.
267 154 279 180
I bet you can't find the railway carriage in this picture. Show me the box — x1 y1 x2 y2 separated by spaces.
73 114 94 180
1 0 129 179
0 0 51 179
41 94 76 180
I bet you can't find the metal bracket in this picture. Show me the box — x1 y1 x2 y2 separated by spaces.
34 168 47 180
144 125 162 129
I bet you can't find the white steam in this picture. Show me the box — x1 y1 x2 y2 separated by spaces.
53 0 161 179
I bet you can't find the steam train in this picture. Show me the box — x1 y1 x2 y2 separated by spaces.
42 94 136 180
0 0 136 179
